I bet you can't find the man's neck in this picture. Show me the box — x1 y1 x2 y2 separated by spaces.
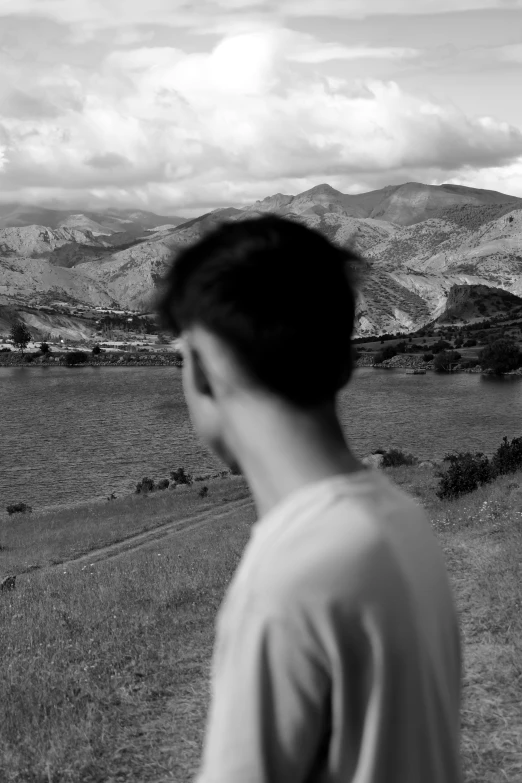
223 396 364 518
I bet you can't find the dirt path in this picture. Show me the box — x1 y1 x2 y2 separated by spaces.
21 496 254 576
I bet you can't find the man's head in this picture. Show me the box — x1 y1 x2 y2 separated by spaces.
157 215 360 468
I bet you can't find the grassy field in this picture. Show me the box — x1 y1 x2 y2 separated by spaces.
1 468 521 782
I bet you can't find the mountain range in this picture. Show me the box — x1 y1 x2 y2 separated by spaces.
1 182 522 336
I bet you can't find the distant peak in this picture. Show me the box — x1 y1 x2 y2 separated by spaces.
299 183 342 197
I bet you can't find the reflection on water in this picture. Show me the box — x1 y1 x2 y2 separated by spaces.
1 366 522 509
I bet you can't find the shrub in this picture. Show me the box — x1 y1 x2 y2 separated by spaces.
464 339 477 347
433 350 461 372
156 478 170 490
170 467 193 486
373 345 397 364
423 353 434 362
65 350 88 366
92 345 102 355
6 503 32 515
135 477 155 494
0 347 11 352
381 449 417 468
479 338 521 375
431 340 452 354
39 342 50 354
491 436 522 476
24 353 35 363
198 486 209 498
436 452 494 499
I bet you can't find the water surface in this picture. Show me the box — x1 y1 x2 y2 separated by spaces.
1 366 521 509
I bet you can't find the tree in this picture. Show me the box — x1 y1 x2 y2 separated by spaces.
433 350 461 372
373 344 397 364
431 339 452 354
39 342 50 354
479 339 521 375
10 321 31 355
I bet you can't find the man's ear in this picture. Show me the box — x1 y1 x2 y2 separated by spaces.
190 347 214 397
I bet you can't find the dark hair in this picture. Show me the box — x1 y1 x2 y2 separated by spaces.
157 215 362 408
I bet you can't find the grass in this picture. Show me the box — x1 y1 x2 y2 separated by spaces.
1 468 521 782
0 476 250 575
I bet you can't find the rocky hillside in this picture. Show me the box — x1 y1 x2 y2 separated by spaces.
1 182 522 335
0 204 185 245
433 284 522 324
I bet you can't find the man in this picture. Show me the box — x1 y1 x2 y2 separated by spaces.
158 216 462 783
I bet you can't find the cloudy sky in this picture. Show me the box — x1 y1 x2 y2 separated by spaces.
1 0 522 217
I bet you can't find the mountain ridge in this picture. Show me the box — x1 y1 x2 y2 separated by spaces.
2 181 522 335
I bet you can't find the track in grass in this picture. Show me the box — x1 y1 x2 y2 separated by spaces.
17 496 254 577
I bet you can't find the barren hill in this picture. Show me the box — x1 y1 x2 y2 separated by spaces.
0 204 185 245
2 183 522 335
434 284 522 324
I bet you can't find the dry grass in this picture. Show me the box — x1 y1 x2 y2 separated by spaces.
0 477 250 575
1 468 521 782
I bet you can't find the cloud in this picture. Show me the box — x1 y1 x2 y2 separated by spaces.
85 152 130 168
1 0 521 32
449 158 522 197
276 0 522 16
1 27 522 212
495 43 522 62
288 44 421 64
1 90 61 119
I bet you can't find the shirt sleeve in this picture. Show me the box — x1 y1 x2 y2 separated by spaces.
194 596 331 783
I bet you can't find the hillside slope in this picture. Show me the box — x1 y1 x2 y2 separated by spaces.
2 183 522 334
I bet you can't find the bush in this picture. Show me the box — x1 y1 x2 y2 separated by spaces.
433 350 461 372
65 350 88 366
479 338 521 375
92 345 102 355
491 436 522 476
423 353 434 362
0 347 11 352
39 342 50 354
381 449 417 468
431 340 452 354
170 467 193 486
373 345 397 364
464 339 477 347
6 503 32 515
436 452 494 499
135 477 155 494
198 486 209 498
156 478 170 490
23 353 35 363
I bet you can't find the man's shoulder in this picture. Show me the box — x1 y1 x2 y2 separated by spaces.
248 472 432 612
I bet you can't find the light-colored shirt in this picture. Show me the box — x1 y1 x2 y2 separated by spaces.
195 469 462 783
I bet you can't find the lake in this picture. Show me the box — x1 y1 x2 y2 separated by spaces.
1 366 522 509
